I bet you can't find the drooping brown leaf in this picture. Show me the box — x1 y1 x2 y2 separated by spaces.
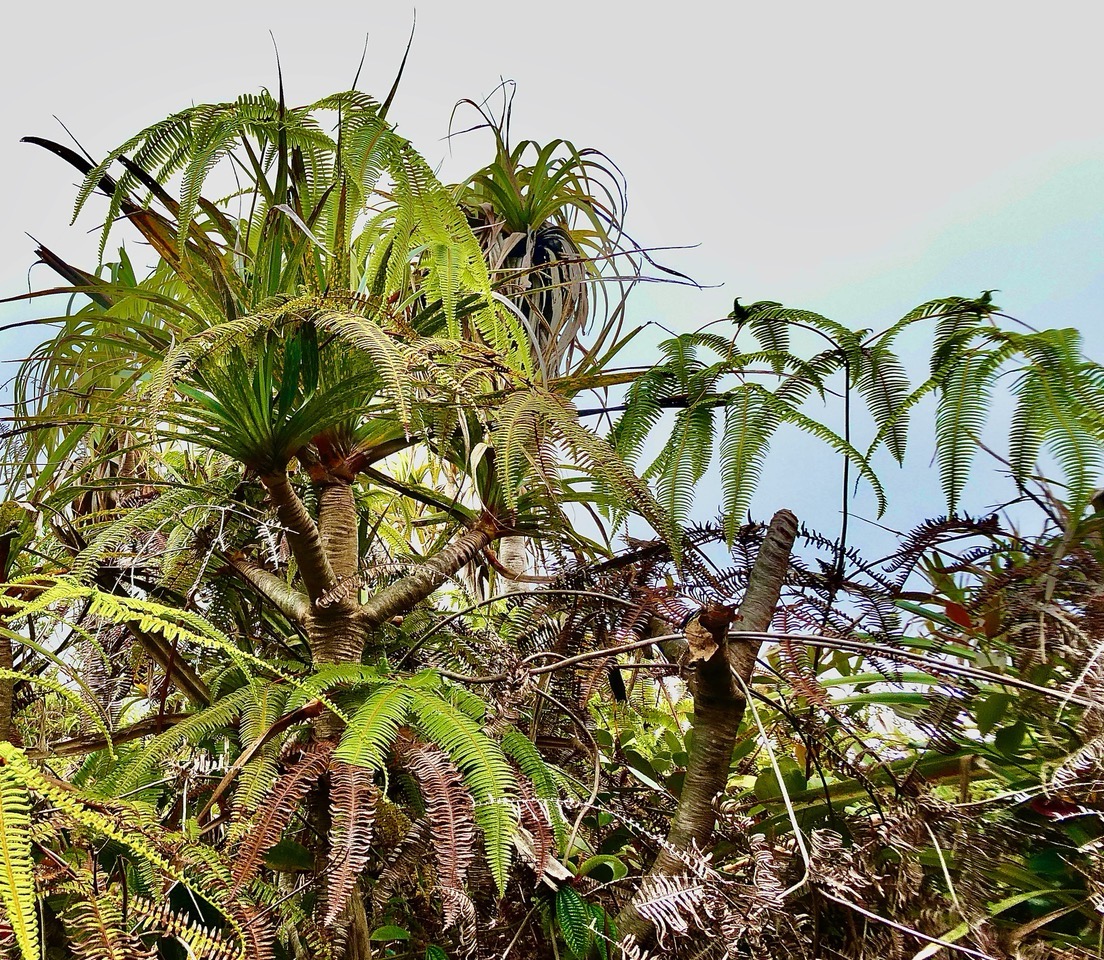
230 739 334 893
322 760 379 925
394 738 477 925
516 775 554 884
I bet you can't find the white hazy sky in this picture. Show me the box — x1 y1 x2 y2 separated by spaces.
2 0 1102 542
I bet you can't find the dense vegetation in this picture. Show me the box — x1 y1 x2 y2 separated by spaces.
0 75 1101 960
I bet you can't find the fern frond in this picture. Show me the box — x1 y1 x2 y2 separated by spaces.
935 349 1001 512
334 683 415 768
0 757 38 960
102 685 253 798
501 726 568 851
653 404 716 528
323 760 378 925
718 387 778 543
231 739 334 892
395 738 477 923
857 344 911 464
408 688 518 894
61 889 154 960
129 895 242 960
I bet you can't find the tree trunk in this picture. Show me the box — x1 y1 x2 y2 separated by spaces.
318 480 359 583
358 514 501 631
261 472 335 602
616 509 798 948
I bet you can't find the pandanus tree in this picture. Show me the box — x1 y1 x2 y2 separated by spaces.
1 71 1103 960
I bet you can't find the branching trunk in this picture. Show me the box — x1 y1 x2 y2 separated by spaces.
261 472 335 602
616 508 798 947
358 514 501 631
229 555 310 625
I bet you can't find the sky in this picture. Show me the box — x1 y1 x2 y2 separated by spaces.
1 0 1102 548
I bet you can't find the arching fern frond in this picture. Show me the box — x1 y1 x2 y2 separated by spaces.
408 687 519 894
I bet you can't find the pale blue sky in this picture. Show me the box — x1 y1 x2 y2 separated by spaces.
2 0 1101 545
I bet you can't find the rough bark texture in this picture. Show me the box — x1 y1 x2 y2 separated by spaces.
229 556 310 624
317 481 359 582
616 508 798 947
310 605 369 667
358 515 500 631
261 472 335 602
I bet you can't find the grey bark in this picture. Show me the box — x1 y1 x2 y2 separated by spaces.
616 509 798 948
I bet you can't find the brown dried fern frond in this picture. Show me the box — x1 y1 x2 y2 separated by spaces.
230 738 334 893
323 760 379 925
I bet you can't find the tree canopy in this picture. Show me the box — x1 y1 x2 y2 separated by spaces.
0 78 1101 960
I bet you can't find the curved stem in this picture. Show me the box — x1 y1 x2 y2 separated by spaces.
260 472 335 603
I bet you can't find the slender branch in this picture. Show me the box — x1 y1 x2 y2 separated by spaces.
362 466 475 524
260 472 335 602
28 711 194 758
228 555 310 624
125 623 211 705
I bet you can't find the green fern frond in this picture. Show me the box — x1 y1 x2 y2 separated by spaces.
408 688 518 894
501 727 569 851
101 685 253 797
935 350 1002 512
857 344 911 464
718 387 779 543
334 683 415 768
0 756 38 960
0 742 204 901
653 404 716 527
